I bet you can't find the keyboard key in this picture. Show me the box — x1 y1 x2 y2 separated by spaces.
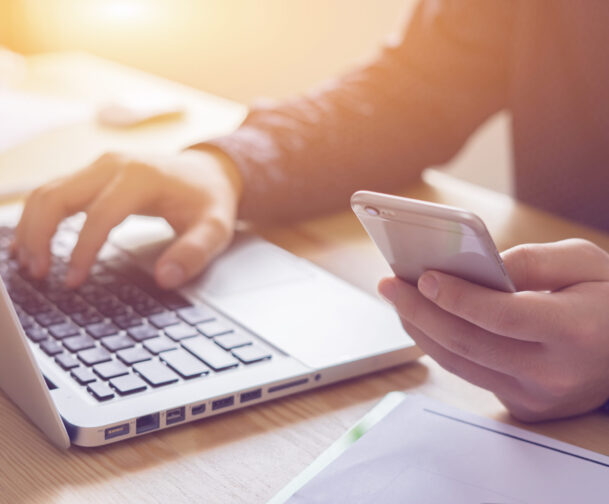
40 339 63 356
25 325 48 343
45 288 74 304
110 373 147 395
164 323 199 341
113 313 143 329
117 346 152 365
71 366 97 385
71 309 104 327
55 353 79 370
101 334 135 352
56 297 89 315
157 291 192 310
34 310 66 327
196 320 233 338
78 347 112 366
148 311 180 328
127 324 158 342
177 306 213 325
78 284 106 301
48 321 81 339
22 298 53 315
182 337 239 371
115 284 146 303
143 336 177 355
87 381 115 401
93 360 129 380
134 360 179 387
97 299 129 317
232 345 272 364
63 334 96 352
86 321 119 339
214 333 252 350
160 349 209 379
132 299 164 316
16 310 33 329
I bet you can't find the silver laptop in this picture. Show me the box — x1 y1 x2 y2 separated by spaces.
0 204 421 449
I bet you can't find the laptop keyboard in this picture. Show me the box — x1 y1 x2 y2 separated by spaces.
0 225 273 402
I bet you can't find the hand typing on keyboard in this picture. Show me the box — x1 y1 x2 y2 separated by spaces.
12 149 242 289
0 227 273 402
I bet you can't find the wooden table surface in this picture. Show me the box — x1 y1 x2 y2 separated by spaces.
2 53 609 504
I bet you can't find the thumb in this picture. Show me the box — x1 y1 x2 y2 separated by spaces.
154 219 232 289
502 238 609 292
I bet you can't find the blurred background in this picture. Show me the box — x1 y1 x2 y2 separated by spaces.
0 0 511 194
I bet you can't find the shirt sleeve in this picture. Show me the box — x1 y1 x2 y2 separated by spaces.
190 0 515 223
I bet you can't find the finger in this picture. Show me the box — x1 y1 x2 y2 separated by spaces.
66 173 152 287
502 239 609 292
154 217 231 289
15 154 120 277
414 271 563 342
400 319 525 400
379 277 540 375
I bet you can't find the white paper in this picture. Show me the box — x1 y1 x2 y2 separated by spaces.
0 89 92 153
288 395 609 503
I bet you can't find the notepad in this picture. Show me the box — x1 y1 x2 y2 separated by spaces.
271 393 609 503
0 89 92 154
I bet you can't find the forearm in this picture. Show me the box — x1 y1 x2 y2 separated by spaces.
192 0 514 223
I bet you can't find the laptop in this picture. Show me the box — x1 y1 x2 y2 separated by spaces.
0 203 421 449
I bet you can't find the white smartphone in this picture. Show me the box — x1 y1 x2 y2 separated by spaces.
351 190 516 292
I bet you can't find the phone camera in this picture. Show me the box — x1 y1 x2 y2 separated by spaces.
364 206 380 216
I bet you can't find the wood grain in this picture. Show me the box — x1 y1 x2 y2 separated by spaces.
2 53 609 504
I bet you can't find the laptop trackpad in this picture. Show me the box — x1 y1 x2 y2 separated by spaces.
197 235 313 295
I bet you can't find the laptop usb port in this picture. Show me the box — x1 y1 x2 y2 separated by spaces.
192 403 206 416
136 413 160 434
166 407 185 425
105 423 129 440
240 389 262 403
211 396 234 411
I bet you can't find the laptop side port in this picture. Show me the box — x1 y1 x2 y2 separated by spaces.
211 396 234 411
240 389 262 403
136 413 160 434
191 403 206 416
105 423 130 440
166 407 185 425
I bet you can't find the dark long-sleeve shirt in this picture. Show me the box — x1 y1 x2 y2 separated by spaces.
193 0 609 232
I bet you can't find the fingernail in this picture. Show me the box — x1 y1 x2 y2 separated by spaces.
378 280 397 304
418 273 439 300
157 262 185 289
65 267 82 287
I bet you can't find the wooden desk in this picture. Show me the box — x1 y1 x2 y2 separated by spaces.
2 53 609 504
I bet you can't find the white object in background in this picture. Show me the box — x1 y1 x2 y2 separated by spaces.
97 92 184 127
280 394 609 504
0 48 27 88
0 181 38 202
0 89 93 154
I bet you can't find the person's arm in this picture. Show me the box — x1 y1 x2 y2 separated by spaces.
13 0 515 289
192 0 515 222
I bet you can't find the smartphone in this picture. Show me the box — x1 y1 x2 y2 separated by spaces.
351 190 515 292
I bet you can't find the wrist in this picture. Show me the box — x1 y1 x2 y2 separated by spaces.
186 146 243 201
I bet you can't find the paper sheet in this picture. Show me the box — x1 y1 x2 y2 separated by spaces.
276 394 609 504
0 89 92 154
